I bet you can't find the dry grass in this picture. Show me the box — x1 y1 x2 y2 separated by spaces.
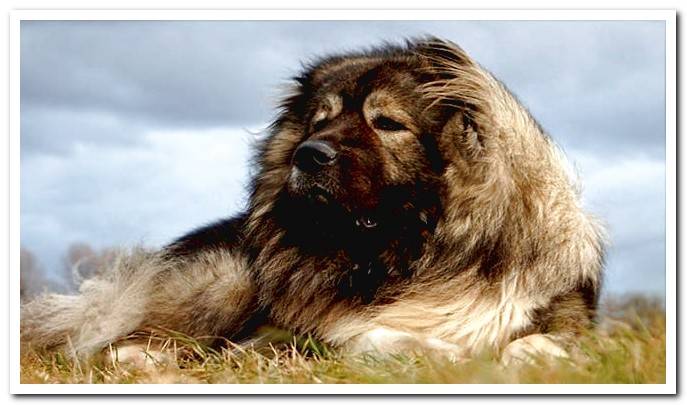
20 295 665 384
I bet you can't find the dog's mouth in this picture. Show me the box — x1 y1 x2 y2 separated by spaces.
287 173 380 232
286 163 385 235
311 186 379 231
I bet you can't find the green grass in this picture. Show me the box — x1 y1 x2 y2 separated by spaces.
20 295 666 384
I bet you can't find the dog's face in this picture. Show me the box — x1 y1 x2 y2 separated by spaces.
283 55 448 240
250 39 489 261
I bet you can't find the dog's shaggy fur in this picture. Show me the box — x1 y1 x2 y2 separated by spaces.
21 38 606 362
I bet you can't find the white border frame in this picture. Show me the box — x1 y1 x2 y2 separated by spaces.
9 9 676 395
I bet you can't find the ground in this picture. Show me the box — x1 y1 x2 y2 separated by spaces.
20 295 665 384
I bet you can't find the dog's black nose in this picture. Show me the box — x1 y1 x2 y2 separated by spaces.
293 140 338 172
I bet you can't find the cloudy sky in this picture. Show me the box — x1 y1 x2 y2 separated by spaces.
20 20 666 297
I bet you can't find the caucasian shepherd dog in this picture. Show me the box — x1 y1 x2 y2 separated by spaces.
21 38 606 365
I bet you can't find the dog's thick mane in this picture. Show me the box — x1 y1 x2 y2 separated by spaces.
419 39 606 288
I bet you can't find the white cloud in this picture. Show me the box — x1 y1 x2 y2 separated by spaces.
573 150 665 243
21 126 260 274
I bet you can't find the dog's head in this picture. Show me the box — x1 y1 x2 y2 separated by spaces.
250 38 511 252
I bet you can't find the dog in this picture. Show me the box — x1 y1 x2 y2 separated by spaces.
21 37 606 365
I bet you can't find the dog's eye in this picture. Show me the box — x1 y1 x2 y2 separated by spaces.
373 116 407 132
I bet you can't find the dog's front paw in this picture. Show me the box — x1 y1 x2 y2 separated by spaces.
349 327 467 363
108 343 174 370
500 334 569 366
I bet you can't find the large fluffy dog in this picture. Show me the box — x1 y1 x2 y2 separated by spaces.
21 38 606 364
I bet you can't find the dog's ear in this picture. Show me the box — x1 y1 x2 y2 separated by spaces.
411 38 496 160
439 112 485 161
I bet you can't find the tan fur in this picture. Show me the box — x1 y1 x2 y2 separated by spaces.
21 38 605 363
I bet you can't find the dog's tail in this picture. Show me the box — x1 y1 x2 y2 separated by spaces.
20 248 172 358
21 247 258 359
